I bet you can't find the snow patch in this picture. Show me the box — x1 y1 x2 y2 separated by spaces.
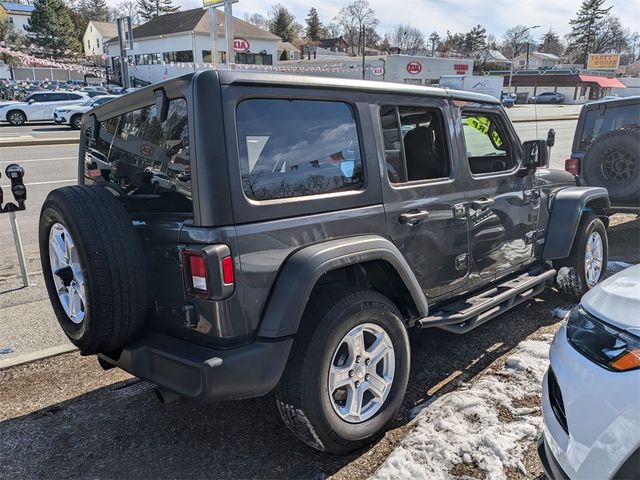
372 338 551 480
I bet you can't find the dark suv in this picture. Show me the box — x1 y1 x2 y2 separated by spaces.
566 96 639 212
39 70 610 454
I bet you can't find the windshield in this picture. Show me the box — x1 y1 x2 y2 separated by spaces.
81 99 95 106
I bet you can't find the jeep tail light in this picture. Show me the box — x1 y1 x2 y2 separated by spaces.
221 256 234 285
565 158 580 176
183 251 209 297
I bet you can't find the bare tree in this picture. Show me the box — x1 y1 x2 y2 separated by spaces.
244 12 271 31
502 25 536 58
326 22 341 38
391 24 425 55
115 0 139 22
428 31 440 55
335 0 378 56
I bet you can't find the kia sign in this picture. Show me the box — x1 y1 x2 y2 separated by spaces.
371 66 384 76
234 38 250 52
407 62 422 75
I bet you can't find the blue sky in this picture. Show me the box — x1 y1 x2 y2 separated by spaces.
108 0 640 39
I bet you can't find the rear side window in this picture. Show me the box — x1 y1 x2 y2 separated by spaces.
578 104 640 151
236 99 363 201
84 98 191 214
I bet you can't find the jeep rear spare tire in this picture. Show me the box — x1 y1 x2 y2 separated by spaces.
582 129 640 205
39 185 148 354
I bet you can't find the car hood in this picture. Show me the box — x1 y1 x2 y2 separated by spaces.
0 101 22 108
581 264 640 335
55 105 90 113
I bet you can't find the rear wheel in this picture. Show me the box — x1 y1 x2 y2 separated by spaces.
555 215 608 299
7 110 26 126
276 288 410 454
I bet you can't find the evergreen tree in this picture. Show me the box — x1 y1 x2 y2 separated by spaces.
538 29 565 56
464 24 486 55
428 31 440 54
25 0 81 58
136 0 178 23
305 7 324 41
77 0 110 21
269 4 297 43
567 0 612 66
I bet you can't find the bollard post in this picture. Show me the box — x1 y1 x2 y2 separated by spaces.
8 211 29 287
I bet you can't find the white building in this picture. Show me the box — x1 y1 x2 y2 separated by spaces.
279 54 475 86
105 8 281 85
83 21 119 65
513 51 561 70
0 1 34 33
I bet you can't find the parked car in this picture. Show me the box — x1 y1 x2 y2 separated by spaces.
565 96 639 212
39 71 610 454
0 91 89 125
501 92 516 108
528 92 565 104
539 265 640 480
54 95 117 129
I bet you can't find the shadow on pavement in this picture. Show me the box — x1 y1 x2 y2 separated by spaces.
0 291 566 479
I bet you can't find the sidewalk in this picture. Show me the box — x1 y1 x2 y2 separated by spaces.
0 136 79 147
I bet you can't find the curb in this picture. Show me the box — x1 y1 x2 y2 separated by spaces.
0 137 79 147
0 343 78 370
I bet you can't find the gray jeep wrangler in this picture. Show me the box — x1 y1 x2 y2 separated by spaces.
39 70 610 454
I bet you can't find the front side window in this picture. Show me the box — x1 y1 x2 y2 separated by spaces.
84 98 192 214
461 112 515 175
380 105 450 183
237 99 363 201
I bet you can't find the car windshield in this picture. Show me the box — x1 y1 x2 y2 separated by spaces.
81 99 94 106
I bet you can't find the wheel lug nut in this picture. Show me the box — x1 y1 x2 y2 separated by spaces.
355 381 360 388
365 374 370 381
349 370 354 377
365 358 371 366
355 355 361 363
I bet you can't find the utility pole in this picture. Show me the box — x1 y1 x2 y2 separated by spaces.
526 42 530 70
204 0 238 68
361 24 366 79
208 5 218 67
117 17 133 88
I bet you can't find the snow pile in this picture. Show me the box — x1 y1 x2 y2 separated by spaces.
372 338 552 480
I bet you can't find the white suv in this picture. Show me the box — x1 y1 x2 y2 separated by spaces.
0 91 89 126
54 95 117 129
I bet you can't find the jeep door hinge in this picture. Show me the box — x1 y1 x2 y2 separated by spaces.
453 202 468 219
455 253 471 271
525 229 546 245
523 189 541 207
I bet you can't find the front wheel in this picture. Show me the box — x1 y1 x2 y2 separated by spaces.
7 110 26 126
276 288 410 454
556 215 608 299
70 114 82 130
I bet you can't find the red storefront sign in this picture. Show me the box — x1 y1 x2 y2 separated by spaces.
407 61 422 74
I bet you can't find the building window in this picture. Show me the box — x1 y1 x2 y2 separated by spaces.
87 39 91 49
135 53 162 65
163 50 194 63
236 52 272 65
201 50 226 63
97 39 100 48
9 17 14 23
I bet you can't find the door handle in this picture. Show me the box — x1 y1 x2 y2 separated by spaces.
399 209 430 225
471 198 494 210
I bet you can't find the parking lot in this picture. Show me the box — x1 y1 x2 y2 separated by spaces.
0 104 637 479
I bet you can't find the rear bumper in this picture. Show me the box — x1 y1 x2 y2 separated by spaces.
98 331 293 401
538 435 569 480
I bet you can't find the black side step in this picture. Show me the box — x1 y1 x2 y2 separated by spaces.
417 267 556 334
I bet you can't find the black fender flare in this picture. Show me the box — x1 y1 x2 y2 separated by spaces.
542 186 610 260
257 235 429 338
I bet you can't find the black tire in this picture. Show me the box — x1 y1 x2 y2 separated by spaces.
39 185 148 354
70 114 82 130
7 110 26 126
582 129 640 205
555 215 608 299
275 287 410 454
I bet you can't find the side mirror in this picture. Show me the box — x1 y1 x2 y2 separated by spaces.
28 99 35 104
522 139 549 169
547 129 556 147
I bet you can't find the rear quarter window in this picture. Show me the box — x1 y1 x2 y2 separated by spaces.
236 99 364 201
579 103 640 151
84 98 192 214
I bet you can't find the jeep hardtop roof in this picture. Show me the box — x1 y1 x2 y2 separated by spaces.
92 70 500 121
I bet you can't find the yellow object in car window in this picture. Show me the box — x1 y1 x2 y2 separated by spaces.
467 116 503 148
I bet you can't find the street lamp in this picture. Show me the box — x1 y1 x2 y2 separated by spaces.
508 25 540 94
